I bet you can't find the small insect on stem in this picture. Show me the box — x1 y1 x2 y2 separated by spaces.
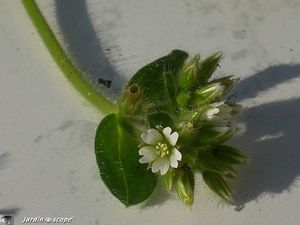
97 78 112 88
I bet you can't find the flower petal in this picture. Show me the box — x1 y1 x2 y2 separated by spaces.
160 159 170 175
141 129 163 145
169 132 179 146
163 127 178 146
206 108 220 119
170 148 182 168
151 158 169 174
210 101 224 108
151 158 163 173
138 146 157 164
163 127 172 136
139 146 155 156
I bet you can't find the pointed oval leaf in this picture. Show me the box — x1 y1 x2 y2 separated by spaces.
127 50 188 103
95 114 157 206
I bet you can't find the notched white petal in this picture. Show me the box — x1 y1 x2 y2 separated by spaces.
206 108 220 119
173 148 182 161
170 156 178 168
141 128 163 145
170 148 182 168
138 146 157 163
160 159 170 175
163 127 178 146
151 158 163 173
162 127 172 136
210 101 224 108
139 146 155 156
169 132 179 146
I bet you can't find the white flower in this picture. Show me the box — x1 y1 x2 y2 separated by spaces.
206 108 220 119
139 127 182 175
205 101 224 119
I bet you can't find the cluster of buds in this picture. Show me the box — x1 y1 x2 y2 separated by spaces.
139 52 247 205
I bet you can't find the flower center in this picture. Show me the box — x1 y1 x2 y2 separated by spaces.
155 142 170 158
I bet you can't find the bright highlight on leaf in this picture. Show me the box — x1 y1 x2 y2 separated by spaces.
94 50 247 206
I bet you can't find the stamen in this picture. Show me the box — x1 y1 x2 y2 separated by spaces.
155 142 170 158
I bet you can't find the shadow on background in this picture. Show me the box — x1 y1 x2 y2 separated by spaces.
55 0 126 98
0 207 20 216
0 152 9 171
230 64 300 207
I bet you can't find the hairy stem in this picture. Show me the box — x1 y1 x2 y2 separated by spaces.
22 0 117 114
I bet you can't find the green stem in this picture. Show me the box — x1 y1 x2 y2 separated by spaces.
22 0 117 114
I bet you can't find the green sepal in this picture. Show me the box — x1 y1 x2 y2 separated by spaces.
202 171 232 201
94 113 157 206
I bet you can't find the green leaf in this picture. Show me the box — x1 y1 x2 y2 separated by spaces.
147 112 173 128
127 50 188 103
95 114 157 206
164 71 177 106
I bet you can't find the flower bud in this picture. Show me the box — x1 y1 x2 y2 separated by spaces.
189 126 236 145
210 76 239 95
163 170 175 192
226 102 243 115
176 91 191 107
202 171 232 201
212 145 248 165
178 55 200 90
193 83 225 106
175 166 194 206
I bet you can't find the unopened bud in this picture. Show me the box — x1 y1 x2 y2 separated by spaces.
175 166 194 206
176 91 191 107
194 83 225 106
202 171 232 201
178 55 200 90
163 170 175 192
